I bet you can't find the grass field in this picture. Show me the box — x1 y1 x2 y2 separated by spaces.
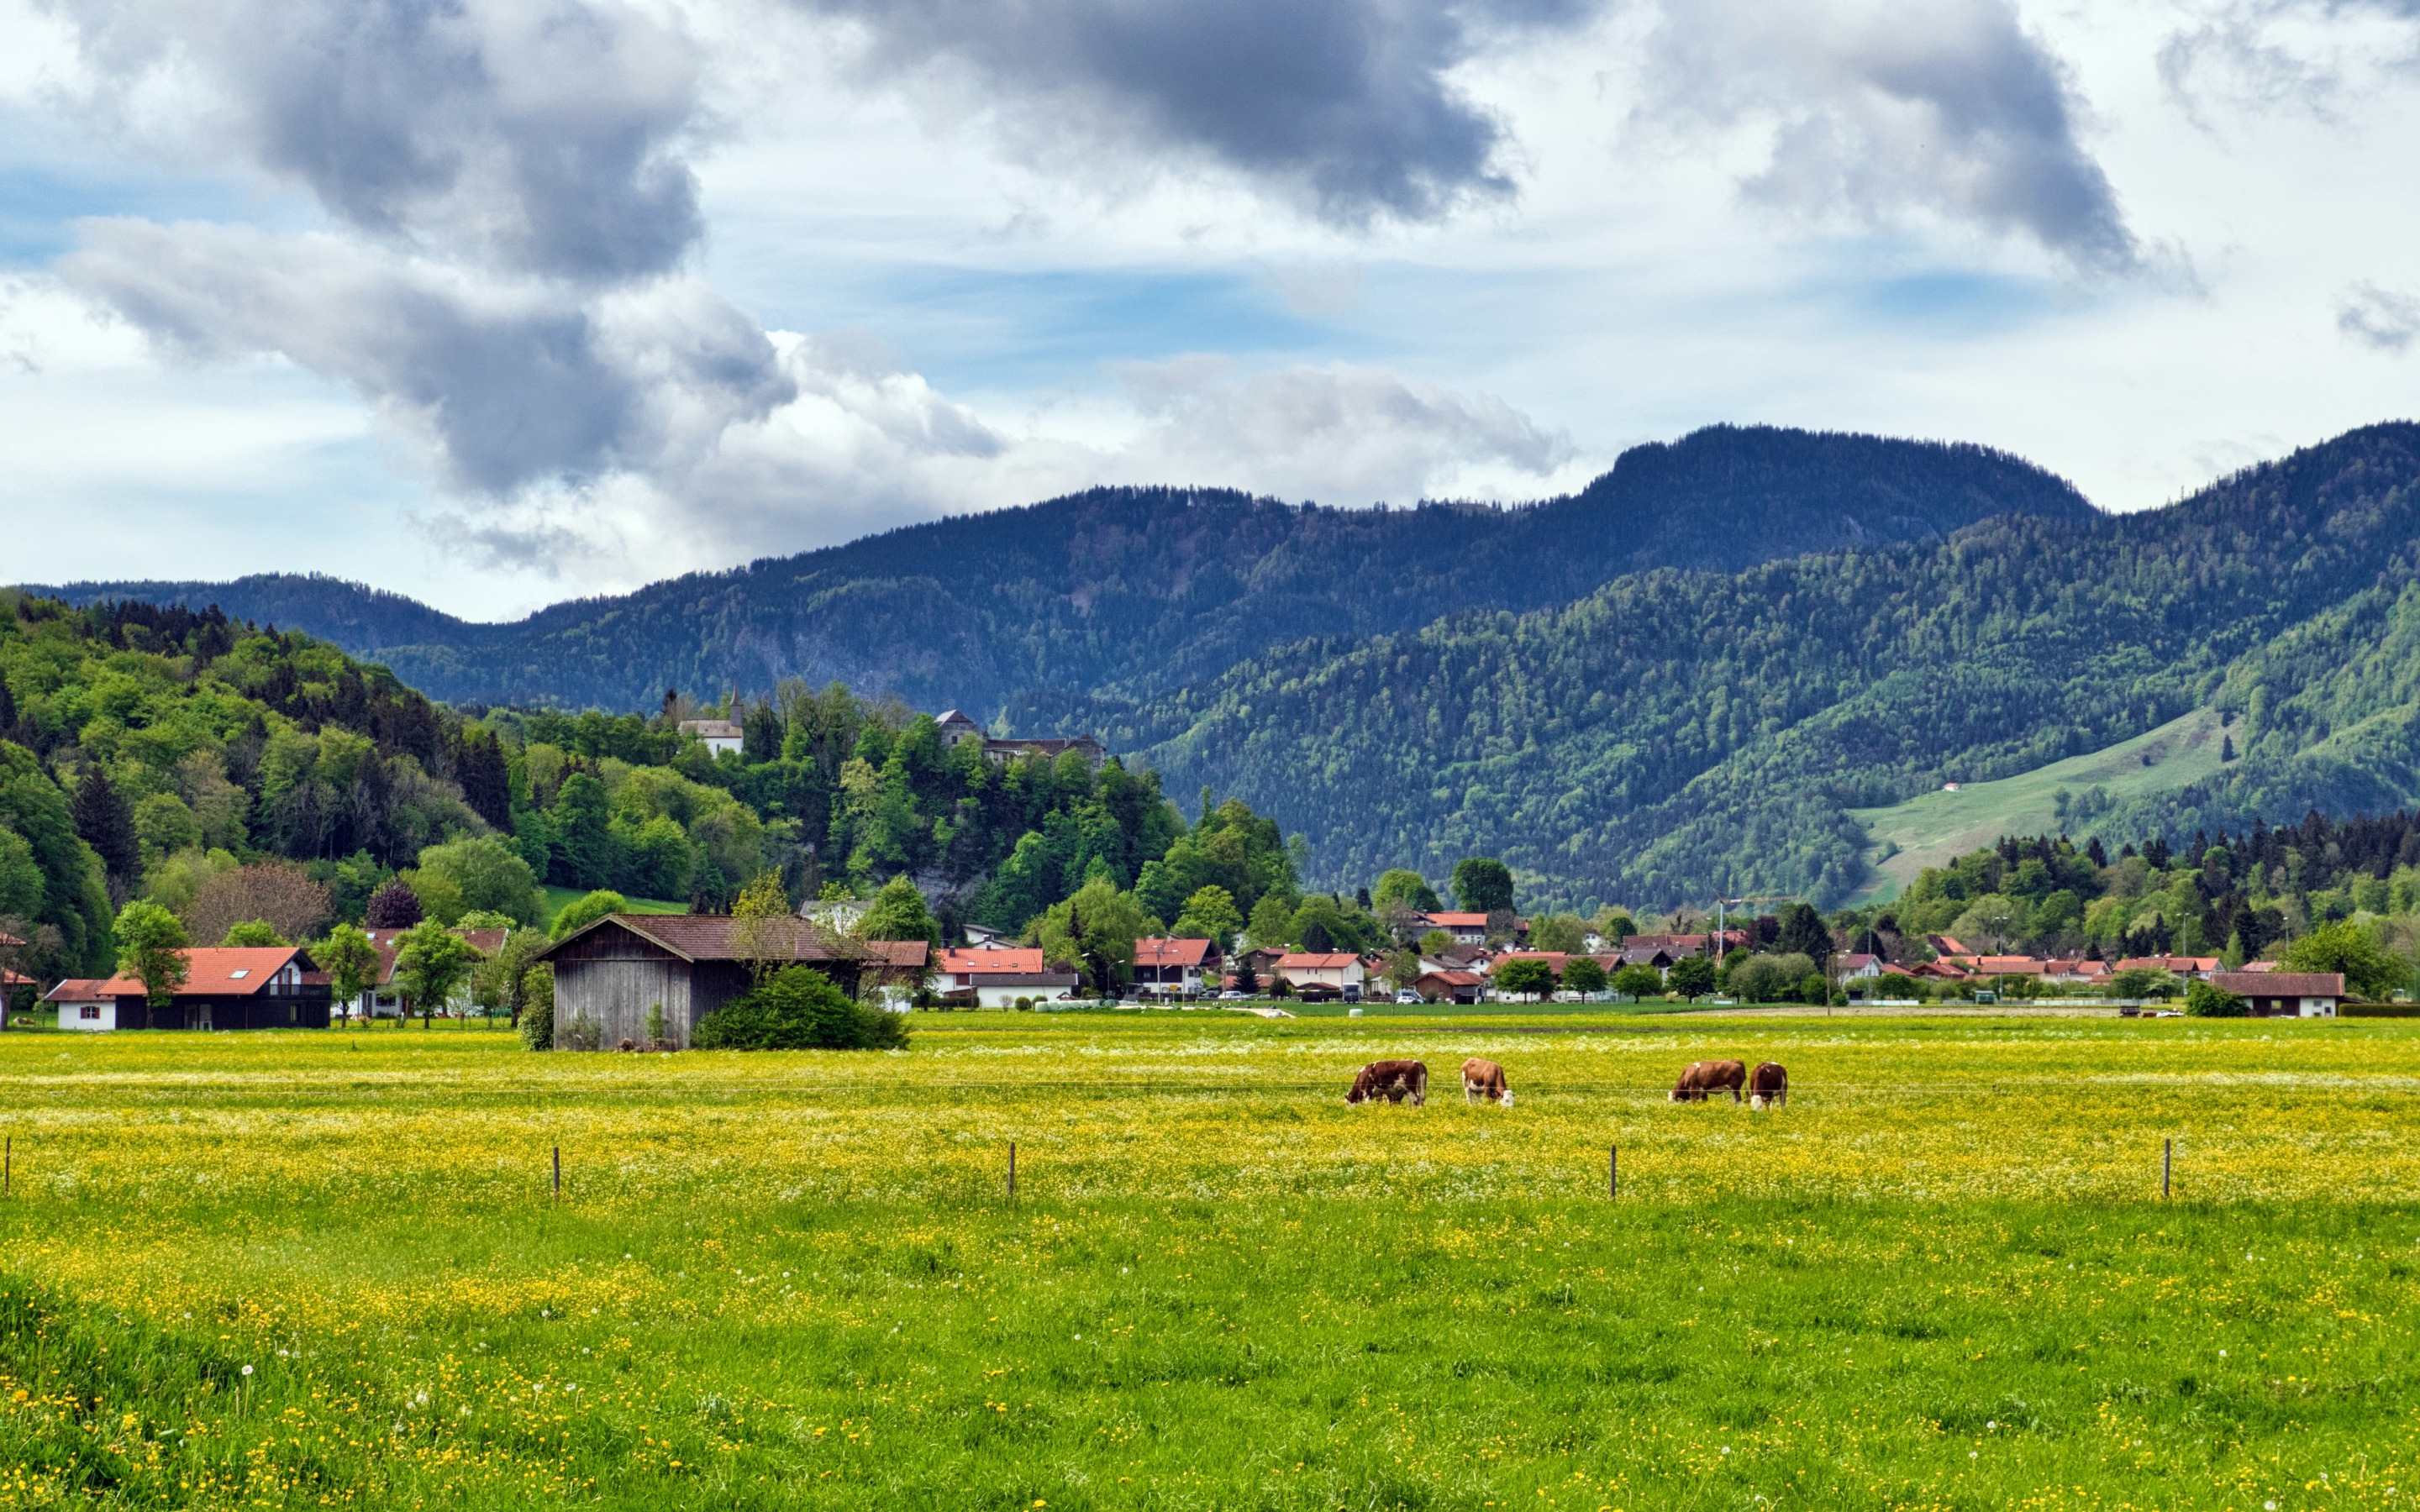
1849 709 2231 902
2 1012 2416 1510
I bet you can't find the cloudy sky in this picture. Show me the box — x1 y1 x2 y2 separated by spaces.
3 0 2416 620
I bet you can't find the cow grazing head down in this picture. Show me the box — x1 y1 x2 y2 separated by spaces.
1669 1059 1748 1103
1748 1061 1788 1110
1348 1059 1429 1106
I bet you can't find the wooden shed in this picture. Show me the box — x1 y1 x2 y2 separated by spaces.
536 915 929 1049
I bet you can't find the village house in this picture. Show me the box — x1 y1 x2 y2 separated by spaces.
45 978 116 1032
87 947 334 1031
1834 953 1885 979
1132 937 1220 997
2044 959 2112 985
1276 952 1365 1000
676 718 744 757
1413 969 1485 1005
350 927 512 1020
2210 970 2345 1016
933 946 1079 1008
934 710 1107 771
538 915 929 1048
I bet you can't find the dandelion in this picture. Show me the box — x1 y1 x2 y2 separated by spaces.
241 1365 253 1377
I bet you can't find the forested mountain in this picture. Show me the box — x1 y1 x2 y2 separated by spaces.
32 425 2091 719
1132 423 2420 911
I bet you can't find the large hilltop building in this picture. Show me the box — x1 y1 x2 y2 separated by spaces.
934 710 1107 770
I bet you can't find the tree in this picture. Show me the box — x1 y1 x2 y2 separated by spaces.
692 965 908 1050
2185 979 2247 1017
517 964 555 1049
73 769 139 900
366 879 424 930
188 862 332 948
2105 967 2181 1002
1948 895 2023 953
1774 901 1833 961
1610 963 1664 998
1246 892 1296 948
1728 953 1812 1003
1592 909 1637 943
549 889 627 940
1450 858 1514 914
550 773 616 889
2281 921 2404 1000
1562 955 1608 994
1383 948 1423 991
1232 956 1260 996
1371 869 1442 914
394 919 481 1027
405 837 542 927
471 927 549 1024
857 874 941 948
1037 879 1155 998
1494 957 1555 1000
730 871 800 982
315 922 381 1024
1419 928 1453 956
1529 913 1588 953
113 899 189 1029
1171 885 1243 943
220 920 285 947
1667 955 1718 999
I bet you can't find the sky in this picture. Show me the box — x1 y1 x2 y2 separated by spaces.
2 0 2417 622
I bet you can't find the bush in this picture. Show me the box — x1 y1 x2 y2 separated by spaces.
1728 953 1814 1003
550 890 627 940
691 967 910 1051
517 967 555 1050
2185 979 2248 1017
1610 963 1664 999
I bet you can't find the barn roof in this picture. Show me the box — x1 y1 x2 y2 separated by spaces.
2211 971 2344 997
539 913 928 969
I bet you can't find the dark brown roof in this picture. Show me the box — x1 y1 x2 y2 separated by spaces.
2211 972 2344 998
539 914 928 968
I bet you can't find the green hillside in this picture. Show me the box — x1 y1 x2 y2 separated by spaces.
536 885 687 928
1849 708 2231 901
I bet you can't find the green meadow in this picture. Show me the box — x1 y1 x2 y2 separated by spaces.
0 1012 2413 1510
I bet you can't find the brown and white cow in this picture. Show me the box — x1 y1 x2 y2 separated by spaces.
1347 1059 1429 1105
1748 1061 1788 1110
1669 1058 1746 1103
1460 1057 1513 1106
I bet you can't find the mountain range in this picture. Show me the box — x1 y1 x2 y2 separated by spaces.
32 420 2420 911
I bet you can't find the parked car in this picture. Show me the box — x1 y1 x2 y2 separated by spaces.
1341 984 1362 1004
1394 990 1421 1005
1218 990 1244 1000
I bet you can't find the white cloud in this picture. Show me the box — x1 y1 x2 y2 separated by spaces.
2338 282 2420 353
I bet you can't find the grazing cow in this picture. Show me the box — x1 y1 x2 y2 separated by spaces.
1748 1061 1788 1110
1460 1057 1513 1106
1348 1059 1429 1105
1669 1059 1747 1103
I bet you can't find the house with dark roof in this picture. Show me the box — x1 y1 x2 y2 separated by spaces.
2210 971 2345 1016
89 947 333 1031
536 915 929 1048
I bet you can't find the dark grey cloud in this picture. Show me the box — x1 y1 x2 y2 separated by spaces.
50 0 707 281
807 0 1595 224
2338 282 2420 352
62 222 793 492
1646 0 2139 272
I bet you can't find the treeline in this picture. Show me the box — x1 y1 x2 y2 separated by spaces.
1137 423 2420 911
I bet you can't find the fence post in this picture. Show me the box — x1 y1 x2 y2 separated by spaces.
552 1144 561 1200
2162 1137 2170 1200
4 1134 9 1198
1609 1143 1618 1200
1008 1141 1017 1202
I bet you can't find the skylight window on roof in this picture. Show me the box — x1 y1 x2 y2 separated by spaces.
229 969 250 979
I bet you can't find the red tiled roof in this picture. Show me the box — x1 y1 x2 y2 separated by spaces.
1134 937 1215 969
1416 969 1483 987
1488 951 1569 973
939 948 1047 975
2115 956 2218 974
92 948 308 999
45 979 115 1002
1277 953 1360 969
2212 972 2344 998
1419 913 1493 929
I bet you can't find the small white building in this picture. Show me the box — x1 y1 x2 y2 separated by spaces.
46 978 116 1032
677 718 745 758
1276 952 1365 999
933 947 1079 1007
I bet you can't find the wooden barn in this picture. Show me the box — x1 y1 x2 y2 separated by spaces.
537 915 929 1049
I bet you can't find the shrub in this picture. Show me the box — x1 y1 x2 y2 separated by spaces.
517 967 555 1050
692 967 910 1051
2185 979 2247 1017
560 1011 602 1051
644 1002 671 1048
1728 953 1813 1003
1561 956 1608 994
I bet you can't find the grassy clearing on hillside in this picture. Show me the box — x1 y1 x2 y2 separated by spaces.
1 1015 2414 1510
536 885 688 928
1850 709 2232 901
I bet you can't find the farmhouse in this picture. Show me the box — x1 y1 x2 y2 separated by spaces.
1414 969 1485 1004
934 947 1080 1008
1132 937 1220 996
91 947 333 1031
2210 970 2345 1017
351 927 512 1020
934 710 1107 770
538 914 928 1048
1276 952 1365 1000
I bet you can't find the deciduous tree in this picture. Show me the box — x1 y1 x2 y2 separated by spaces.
113 899 189 1029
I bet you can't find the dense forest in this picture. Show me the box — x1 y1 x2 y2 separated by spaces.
0 593 1302 993
1134 423 2420 909
37 426 2092 717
